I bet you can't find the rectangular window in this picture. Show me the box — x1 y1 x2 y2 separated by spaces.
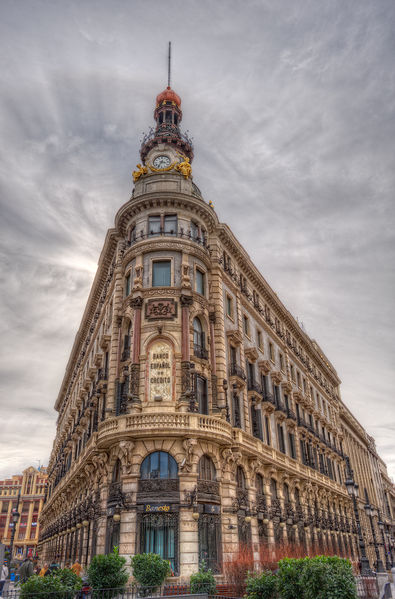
125 273 131 297
196 375 208 415
195 269 205 295
257 329 263 350
277 424 286 454
265 416 271 445
290 364 295 382
226 294 233 317
148 215 161 235
164 214 177 234
288 433 296 459
152 260 171 287
243 315 250 336
279 353 284 371
297 371 301 388
269 342 274 362
251 404 263 441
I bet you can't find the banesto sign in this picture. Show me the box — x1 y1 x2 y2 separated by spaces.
144 504 171 513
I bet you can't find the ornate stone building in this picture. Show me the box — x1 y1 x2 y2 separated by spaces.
38 84 395 578
0 466 47 560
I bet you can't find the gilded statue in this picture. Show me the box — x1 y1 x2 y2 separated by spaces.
175 154 192 179
132 163 148 182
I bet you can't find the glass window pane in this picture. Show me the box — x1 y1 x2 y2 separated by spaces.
151 452 159 477
149 216 161 235
164 215 177 233
152 261 171 286
196 269 204 295
160 451 168 478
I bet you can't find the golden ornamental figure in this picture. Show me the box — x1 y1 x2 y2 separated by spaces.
132 163 148 182
175 155 192 179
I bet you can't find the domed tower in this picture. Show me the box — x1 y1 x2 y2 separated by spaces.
140 85 193 164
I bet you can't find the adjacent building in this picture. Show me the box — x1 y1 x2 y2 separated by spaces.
38 83 395 578
0 466 47 560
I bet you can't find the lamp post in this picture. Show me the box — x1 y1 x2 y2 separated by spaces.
222 379 230 423
364 503 385 573
8 493 21 570
377 512 391 571
345 458 371 576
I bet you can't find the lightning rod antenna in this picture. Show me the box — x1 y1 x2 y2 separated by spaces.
168 41 171 88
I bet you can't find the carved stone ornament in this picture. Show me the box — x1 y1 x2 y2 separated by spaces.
271 371 283 385
180 294 194 307
118 440 135 475
130 296 144 309
258 359 272 375
226 329 243 346
221 448 235 474
180 438 197 472
145 298 177 320
245 347 259 362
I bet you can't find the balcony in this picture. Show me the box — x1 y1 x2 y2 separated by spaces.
229 363 246 382
121 348 130 362
194 344 208 360
262 391 275 406
286 407 297 421
247 380 262 394
98 412 233 446
127 228 209 251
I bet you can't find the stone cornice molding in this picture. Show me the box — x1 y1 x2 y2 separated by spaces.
55 229 119 412
216 224 340 387
115 191 218 236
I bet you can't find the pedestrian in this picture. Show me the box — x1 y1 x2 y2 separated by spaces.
18 557 34 584
71 560 83 577
39 563 49 577
0 561 9 597
48 561 59 574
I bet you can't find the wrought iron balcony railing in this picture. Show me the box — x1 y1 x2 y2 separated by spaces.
194 344 208 360
229 363 246 381
128 228 209 250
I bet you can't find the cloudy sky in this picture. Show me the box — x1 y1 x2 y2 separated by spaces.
0 0 394 480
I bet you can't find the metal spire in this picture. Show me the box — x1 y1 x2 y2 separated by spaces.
168 41 171 87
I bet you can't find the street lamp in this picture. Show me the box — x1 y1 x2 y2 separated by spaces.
222 379 230 423
364 503 385 573
8 508 21 569
377 513 391 571
345 458 371 576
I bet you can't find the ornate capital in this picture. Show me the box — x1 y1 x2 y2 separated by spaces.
130 296 143 309
180 294 193 307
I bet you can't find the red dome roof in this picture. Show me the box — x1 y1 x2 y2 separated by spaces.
156 86 181 107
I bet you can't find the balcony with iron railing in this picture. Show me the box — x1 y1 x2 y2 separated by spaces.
127 228 209 251
229 363 246 382
194 344 208 360
247 380 262 394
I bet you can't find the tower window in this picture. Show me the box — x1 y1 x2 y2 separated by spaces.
196 375 208 414
152 260 171 287
165 111 172 123
243 315 250 337
148 215 161 236
164 214 177 234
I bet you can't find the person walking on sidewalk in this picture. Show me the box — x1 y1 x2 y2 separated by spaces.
18 557 34 584
0 561 9 597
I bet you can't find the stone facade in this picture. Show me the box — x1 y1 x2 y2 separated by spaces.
0 466 47 560
38 85 395 578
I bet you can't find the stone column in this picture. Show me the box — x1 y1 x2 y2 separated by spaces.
130 296 143 407
119 473 138 559
179 472 199 578
180 294 193 362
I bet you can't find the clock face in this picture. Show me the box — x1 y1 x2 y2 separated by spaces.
153 155 171 169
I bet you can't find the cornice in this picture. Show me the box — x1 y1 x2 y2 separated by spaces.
216 224 340 387
54 229 119 412
115 190 218 237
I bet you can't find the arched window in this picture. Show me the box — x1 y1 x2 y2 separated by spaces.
236 466 246 490
112 459 121 483
198 455 216 481
255 473 264 495
270 478 277 499
140 451 178 480
193 318 206 358
283 483 290 503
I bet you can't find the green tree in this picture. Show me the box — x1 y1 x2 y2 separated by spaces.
130 553 170 594
246 570 278 599
190 561 217 595
87 547 129 594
